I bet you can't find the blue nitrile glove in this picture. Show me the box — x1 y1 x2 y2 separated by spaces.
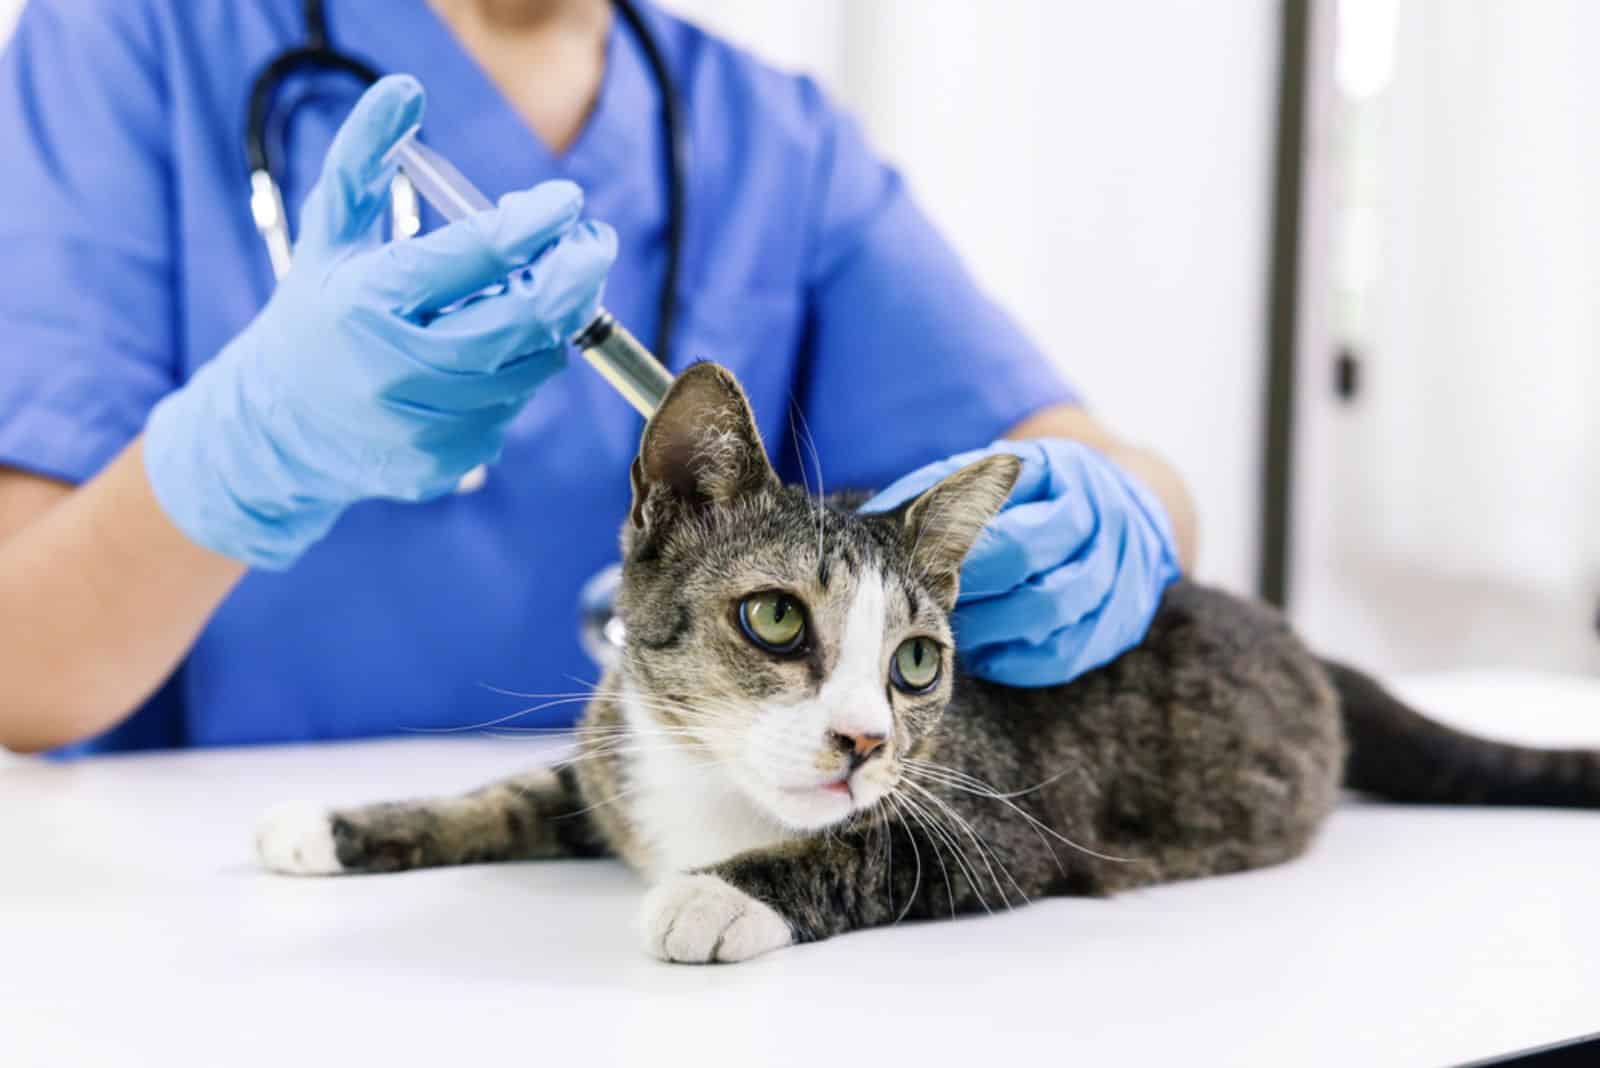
863 439 1182 686
143 75 615 569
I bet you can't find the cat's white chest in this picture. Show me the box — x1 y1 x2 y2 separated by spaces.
619 698 790 878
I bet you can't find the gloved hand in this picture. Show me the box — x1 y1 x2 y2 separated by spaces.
862 439 1182 686
143 75 615 569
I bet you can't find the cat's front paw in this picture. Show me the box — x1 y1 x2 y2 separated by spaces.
255 801 345 876
639 874 793 964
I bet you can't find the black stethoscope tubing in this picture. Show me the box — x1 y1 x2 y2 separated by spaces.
245 0 684 364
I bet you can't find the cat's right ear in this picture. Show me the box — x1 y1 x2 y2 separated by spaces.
630 361 778 530
896 454 1022 608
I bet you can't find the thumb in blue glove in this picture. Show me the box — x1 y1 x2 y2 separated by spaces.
861 439 1182 687
144 75 617 569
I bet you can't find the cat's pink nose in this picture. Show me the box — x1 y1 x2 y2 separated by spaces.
828 729 887 769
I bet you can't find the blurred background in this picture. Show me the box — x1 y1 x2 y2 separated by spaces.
1 0 1592 680
1296 0 1599 679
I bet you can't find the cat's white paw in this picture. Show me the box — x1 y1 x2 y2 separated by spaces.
639 874 793 964
255 801 344 876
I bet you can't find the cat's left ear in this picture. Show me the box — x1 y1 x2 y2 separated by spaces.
896 454 1021 607
630 361 778 528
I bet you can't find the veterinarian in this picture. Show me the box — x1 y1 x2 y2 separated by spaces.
0 0 1196 755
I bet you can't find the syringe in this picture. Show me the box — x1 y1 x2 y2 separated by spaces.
383 127 674 419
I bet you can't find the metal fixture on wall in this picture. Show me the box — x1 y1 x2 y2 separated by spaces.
1258 0 1313 608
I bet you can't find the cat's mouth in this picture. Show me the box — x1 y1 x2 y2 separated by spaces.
724 722 902 830
763 764 897 830
784 776 853 799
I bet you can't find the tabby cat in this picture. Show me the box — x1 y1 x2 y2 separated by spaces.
257 362 1600 963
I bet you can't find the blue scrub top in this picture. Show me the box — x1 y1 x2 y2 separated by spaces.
0 1 1076 753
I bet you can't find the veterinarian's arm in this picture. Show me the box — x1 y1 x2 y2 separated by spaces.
1003 404 1198 570
0 442 246 754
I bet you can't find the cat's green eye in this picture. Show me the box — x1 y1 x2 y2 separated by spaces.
738 591 807 654
891 637 942 693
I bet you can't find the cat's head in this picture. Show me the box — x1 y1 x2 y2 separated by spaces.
614 362 1019 831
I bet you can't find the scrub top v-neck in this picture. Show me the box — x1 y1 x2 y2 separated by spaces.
0 0 1076 753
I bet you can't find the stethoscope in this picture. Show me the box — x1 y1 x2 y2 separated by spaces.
244 0 687 366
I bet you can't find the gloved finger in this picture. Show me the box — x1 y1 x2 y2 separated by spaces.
859 440 1052 515
1073 584 1162 675
379 349 567 415
297 75 425 257
407 219 616 370
857 453 980 515
958 492 1099 598
953 523 1122 647
367 181 593 315
960 437 1171 596
962 543 1178 687
511 218 617 338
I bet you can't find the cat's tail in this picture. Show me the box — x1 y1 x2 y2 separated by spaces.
1326 660 1600 807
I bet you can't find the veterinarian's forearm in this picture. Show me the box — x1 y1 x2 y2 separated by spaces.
1094 440 1197 570
0 438 246 753
1004 403 1199 571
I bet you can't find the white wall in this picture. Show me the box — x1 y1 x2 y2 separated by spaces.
673 1 1280 592
1293 0 1600 677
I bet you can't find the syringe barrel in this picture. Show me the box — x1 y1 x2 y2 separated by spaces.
384 127 674 416
384 127 491 222
571 311 674 417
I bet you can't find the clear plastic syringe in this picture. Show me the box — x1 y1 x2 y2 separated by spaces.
384 127 674 418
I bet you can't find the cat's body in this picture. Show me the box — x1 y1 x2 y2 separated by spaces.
258 363 1600 963
571 578 1341 901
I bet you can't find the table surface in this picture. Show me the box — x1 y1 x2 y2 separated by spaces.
5 670 1600 1068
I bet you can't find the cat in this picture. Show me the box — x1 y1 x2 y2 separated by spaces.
256 361 1600 964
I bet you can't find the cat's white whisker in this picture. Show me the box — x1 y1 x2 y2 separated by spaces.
892 786 987 915
900 761 1076 881
785 393 828 571
903 777 1029 908
893 788 983 908
890 791 956 918
883 795 927 924
403 694 604 733
475 684 606 700
904 755 1089 801
903 762 1133 866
